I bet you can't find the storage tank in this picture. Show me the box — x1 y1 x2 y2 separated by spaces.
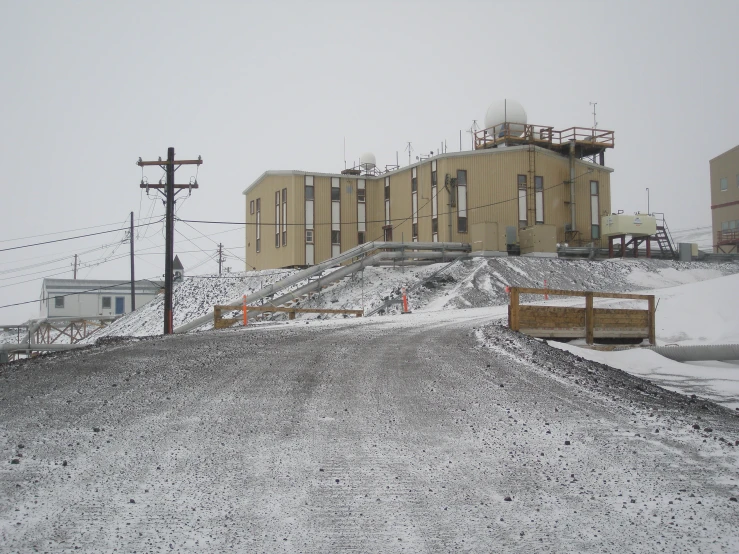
601 214 657 237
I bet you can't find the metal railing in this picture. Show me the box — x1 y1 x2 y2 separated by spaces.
474 123 615 150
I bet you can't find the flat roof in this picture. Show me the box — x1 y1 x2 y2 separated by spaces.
243 145 614 195
41 278 163 294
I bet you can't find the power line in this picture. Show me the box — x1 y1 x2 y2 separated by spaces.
0 219 165 253
0 213 165 244
177 172 590 229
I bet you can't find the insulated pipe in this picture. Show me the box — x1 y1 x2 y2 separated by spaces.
642 344 739 363
174 243 470 334
267 251 468 309
0 343 83 353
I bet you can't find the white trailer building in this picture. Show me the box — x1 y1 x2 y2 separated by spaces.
39 279 163 319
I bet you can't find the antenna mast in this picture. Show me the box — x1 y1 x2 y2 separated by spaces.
589 101 598 129
405 142 414 166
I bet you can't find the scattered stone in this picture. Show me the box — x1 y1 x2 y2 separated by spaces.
504 496 512 501
129 499 135 504
335 479 340 484
730 497 737 502
17 444 25 449
10 459 19 465
62 461 67 467
564 440 571 446
93 428 101 433
655 429 659 433
692 424 700 430
704 428 713 433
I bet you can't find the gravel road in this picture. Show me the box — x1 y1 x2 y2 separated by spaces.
2 309 738 552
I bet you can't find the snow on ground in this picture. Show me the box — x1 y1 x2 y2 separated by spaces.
547 271 739 410
82 257 739 341
2 308 739 552
551 343 739 410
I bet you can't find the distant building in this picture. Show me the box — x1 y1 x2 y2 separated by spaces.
710 145 739 253
173 255 185 282
243 99 615 270
39 279 163 319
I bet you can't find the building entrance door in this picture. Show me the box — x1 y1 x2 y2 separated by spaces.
383 226 393 241
115 297 125 315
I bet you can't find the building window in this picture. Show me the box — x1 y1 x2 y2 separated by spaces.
305 176 314 265
282 188 287 247
457 170 467 234
720 177 728 191
518 174 527 229
331 177 341 257
250 200 254 214
357 179 366 243
255 198 261 253
55 296 64 309
384 177 390 229
590 180 600 240
535 176 544 224
431 160 438 242
412 168 418 241
275 191 280 249
102 296 111 309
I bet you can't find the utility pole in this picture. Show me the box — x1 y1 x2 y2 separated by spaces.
137 148 202 334
73 254 78 279
130 211 136 311
217 243 224 276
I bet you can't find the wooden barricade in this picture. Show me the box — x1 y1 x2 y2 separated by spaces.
214 304 363 329
508 287 655 345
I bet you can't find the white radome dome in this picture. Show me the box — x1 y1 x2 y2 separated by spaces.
484 99 527 135
359 152 376 169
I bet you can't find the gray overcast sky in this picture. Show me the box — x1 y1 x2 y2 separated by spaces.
1 0 737 323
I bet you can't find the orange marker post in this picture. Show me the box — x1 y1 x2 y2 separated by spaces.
544 280 549 301
402 287 410 314
243 295 248 326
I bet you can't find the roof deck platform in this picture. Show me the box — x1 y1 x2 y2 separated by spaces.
475 123 615 160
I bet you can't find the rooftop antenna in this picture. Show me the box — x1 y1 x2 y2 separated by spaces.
343 137 346 169
589 101 598 129
405 141 414 166
467 119 479 150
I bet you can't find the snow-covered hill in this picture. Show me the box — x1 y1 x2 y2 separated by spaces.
84 257 739 342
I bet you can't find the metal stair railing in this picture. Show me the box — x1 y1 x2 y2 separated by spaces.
174 241 470 333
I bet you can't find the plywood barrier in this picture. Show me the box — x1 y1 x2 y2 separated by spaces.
214 304 363 329
508 287 655 345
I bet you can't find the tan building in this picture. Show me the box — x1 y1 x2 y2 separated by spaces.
243 119 615 270
710 145 739 253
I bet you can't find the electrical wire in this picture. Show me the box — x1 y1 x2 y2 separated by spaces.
177 170 596 229
0 218 165 253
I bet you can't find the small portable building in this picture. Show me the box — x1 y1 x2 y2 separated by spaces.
39 278 163 319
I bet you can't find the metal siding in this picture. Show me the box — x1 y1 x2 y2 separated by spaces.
313 176 332 264
244 174 301 269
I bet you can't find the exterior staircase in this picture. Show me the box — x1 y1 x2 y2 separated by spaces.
652 212 676 259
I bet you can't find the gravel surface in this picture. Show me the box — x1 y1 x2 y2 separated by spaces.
1 310 738 552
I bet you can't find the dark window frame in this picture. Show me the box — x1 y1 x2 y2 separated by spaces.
102 296 111 309
54 296 64 309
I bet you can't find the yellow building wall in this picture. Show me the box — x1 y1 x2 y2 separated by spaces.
244 147 614 270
